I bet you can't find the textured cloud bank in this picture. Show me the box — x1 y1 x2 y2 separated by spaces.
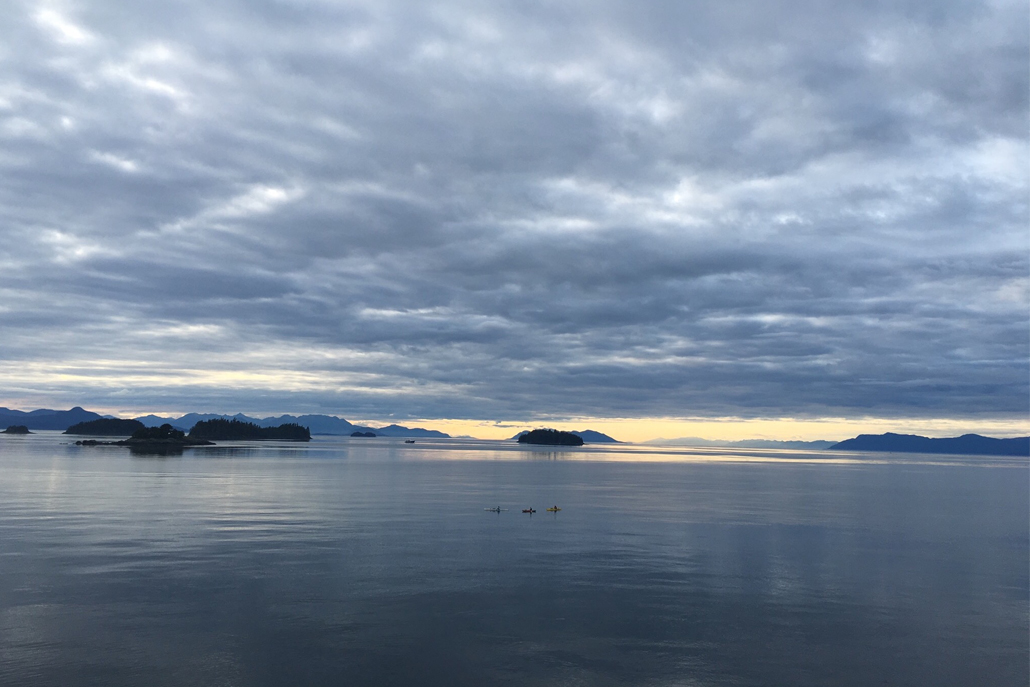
1 0 1027 422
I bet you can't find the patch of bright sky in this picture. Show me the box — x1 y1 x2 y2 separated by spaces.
34 7 95 46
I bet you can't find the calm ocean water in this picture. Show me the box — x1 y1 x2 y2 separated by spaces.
0 432 1026 686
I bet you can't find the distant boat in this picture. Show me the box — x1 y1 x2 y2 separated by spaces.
404 439 415 443
522 508 536 514
484 507 507 513
546 506 561 512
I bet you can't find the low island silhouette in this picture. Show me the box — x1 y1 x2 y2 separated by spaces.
830 433 1028 457
517 429 584 446
187 419 311 442
3 425 31 434
512 429 617 443
75 424 214 451
74 419 311 454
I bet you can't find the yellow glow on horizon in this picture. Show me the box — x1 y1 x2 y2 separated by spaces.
363 415 1030 442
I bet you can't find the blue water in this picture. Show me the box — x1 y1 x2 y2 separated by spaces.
0 433 1026 686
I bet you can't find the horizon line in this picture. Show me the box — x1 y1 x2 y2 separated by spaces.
3 403 1028 443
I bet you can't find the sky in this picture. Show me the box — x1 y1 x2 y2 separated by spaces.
1 0 1027 441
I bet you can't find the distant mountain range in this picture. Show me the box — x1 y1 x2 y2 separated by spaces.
830 433 1029 457
0 406 104 430
3 409 1027 455
644 437 837 450
511 429 619 443
136 413 449 438
1 407 448 438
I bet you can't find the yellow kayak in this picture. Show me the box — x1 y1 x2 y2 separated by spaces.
546 506 561 512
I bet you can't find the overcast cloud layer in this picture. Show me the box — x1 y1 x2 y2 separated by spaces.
1 0 1027 423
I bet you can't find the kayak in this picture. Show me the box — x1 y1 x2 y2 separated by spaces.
522 508 536 514
484 507 507 512
546 507 561 512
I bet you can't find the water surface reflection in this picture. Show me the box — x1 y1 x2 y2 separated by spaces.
0 433 1026 686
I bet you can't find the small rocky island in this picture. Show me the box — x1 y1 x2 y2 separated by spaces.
3 425 31 434
350 431 377 437
517 429 584 446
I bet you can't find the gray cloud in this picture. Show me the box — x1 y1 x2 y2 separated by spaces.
0 0 1026 423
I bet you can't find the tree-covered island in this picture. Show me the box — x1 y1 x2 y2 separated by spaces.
3 425 31 434
72 420 310 452
188 418 311 442
517 429 584 446
75 424 214 449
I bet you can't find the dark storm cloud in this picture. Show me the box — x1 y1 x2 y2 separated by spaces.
0 0 1026 421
